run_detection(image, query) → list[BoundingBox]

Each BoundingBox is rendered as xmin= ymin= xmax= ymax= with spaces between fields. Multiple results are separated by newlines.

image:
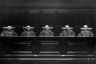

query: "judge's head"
xmin=23 ymin=25 xmax=34 ymax=30
xmin=84 ymin=25 xmax=88 ymax=28
xmin=81 ymin=25 xmax=92 ymax=31
xmin=3 ymin=26 xmax=15 ymax=30
xmin=42 ymin=25 xmax=53 ymax=30
xmin=61 ymin=25 xmax=73 ymax=30
xmin=65 ymin=25 xmax=71 ymax=29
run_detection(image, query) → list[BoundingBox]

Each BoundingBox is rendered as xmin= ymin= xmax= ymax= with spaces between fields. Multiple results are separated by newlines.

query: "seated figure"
xmin=40 ymin=25 xmax=54 ymax=37
xmin=21 ymin=25 xmax=36 ymax=37
xmin=1 ymin=26 xmax=17 ymax=37
xmin=60 ymin=25 xmax=75 ymax=37
xmin=78 ymin=25 xmax=94 ymax=37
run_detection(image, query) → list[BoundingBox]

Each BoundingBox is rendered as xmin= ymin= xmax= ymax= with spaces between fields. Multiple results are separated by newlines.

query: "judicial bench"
xmin=0 ymin=37 xmax=96 ymax=64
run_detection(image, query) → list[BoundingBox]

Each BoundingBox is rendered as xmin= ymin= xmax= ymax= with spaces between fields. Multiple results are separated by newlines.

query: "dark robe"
xmin=78 ymin=30 xmax=94 ymax=37
xmin=40 ymin=30 xmax=54 ymax=37
xmin=21 ymin=30 xmax=36 ymax=37
xmin=60 ymin=29 xmax=75 ymax=37
xmin=1 ymin=30 xmax=17 ymax=37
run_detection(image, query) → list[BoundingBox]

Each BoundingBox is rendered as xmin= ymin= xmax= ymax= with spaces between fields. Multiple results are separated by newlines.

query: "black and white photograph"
xmin=0 ymin=0 xmax=96 ymax=64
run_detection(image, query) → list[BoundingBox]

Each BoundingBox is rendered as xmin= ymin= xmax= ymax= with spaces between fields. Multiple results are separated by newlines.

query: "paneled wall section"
xmin=0 ymin=9 xmax=95 ymax=36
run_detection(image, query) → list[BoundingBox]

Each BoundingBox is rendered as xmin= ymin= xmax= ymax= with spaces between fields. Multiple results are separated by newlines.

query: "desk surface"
xmin=0 ymin=36 xmax=95 ymax=41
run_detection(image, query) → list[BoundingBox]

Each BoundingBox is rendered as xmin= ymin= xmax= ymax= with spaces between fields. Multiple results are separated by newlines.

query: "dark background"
xmin=0 ymin=0 xmax=96 ymax=36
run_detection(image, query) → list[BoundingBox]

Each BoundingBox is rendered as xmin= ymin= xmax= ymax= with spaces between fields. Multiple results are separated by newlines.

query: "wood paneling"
xmin=0 ymin=0 xmax=96 ymax=9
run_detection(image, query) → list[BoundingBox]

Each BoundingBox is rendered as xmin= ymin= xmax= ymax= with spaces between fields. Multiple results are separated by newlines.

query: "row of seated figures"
xmin=0 ymin=25 xmax=94 ymax=37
